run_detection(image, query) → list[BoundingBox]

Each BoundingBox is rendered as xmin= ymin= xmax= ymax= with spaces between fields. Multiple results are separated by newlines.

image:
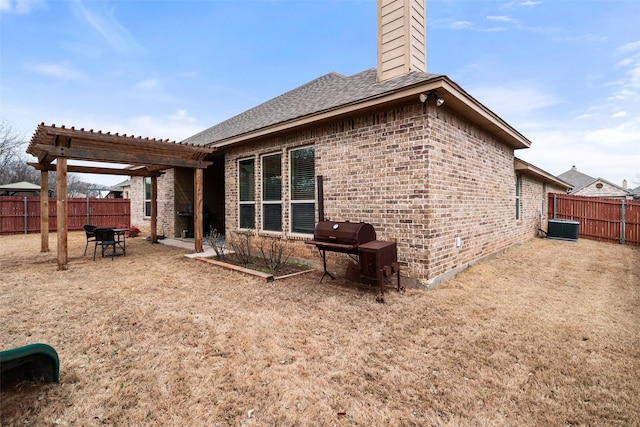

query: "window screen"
xmin=238 ymin=159 xmax=255 ymax=229
xmin=262 ymin=153 xmax=282 ymax=232
xmin=290 ymin=146 xmax=315 ymax=234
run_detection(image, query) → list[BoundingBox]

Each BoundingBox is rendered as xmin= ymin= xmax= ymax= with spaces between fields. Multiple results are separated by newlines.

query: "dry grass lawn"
xmin=1 ymin=232 xmax=639 ymax=426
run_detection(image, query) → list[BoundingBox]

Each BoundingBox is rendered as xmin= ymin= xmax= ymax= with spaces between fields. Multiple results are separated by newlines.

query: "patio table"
xmin=112 ymin=228 xmax=130 ymax=256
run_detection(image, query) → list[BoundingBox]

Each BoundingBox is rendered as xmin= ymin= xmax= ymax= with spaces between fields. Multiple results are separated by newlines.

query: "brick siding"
xmin=137 ymin=100 xmax=560 ymax=287
xmin=130 ymin=169 xmax=178 ymax=237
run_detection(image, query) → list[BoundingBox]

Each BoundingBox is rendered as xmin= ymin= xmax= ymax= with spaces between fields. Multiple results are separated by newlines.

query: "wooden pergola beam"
xmin=28 ymin=162 xmax=164 ymax=177
xmin=29 ymin=144 xmax=212 ymax=169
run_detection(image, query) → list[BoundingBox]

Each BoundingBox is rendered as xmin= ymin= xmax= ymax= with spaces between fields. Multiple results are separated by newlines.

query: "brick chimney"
xmin=377 ymin=0 xmax=427 ymax=82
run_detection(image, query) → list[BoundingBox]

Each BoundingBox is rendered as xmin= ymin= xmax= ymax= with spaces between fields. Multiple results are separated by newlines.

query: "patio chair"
xmin=83 ymin=224 xmax=97 ymax=256
xmin=93 ymin=228 xmax=120 ymax=260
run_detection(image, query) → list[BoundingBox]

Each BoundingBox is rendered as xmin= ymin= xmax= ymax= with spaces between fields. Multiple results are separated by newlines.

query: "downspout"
xmin=317 ymin=175 xmax=324 ymax=222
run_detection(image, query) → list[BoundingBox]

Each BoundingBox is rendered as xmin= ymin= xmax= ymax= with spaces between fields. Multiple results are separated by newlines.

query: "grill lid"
xmin=312 ymin=221 xmax=376 ymax=247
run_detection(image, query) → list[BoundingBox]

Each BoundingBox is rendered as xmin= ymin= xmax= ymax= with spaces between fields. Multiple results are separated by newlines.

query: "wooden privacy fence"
xmin=548 ymin=193 xmax=640 ymax=246
xmin=0 ymin=197 xmax=130 ymax=235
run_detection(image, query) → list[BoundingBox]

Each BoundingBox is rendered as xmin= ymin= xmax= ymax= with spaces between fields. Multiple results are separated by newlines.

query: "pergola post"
xmin=56 ymin=158 xmax=68 ymax=270
xmin=194 ymin=168 xmax=203 ymax=252
xmin=150 ymin=176 xmax=158 ymax=243
xmin=40 ymin=170 xmax=49 ymax=252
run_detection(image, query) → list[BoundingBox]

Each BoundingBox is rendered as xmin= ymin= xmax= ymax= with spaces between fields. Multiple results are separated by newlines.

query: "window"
xmin=238 ymin=158 xmax=255 ymax=229
xmin=515 ymin=175 xmax=522 ymax=220
xmin=144 ymin=177 xmax=151 ymax=217
xmin=262 ymin=153 xmax=282 ymax=232
xmin=290 ymin=146 xmax=315 ymax=234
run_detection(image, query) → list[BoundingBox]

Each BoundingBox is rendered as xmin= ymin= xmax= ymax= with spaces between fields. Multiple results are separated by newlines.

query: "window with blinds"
xmin=144 ymin=177 xmax=151 ymax=217
xmin=238 ymin=158 xmax=255 ymax=229
xmin=262 ymin=153 xmax=282 ymax=232
xmin=290 ymin=146 xmax=315 ymax=234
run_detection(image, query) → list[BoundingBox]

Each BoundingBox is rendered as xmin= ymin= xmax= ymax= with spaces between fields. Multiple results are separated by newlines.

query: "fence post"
xmin=621 ymin=199 xmax=625 ymax=245
xmin=23 ymin=197 xmax=28 ymax=234
xmin=86 ymin=197 xmax=90 ymax=225
xmin=553 ymin=194 xmax=557 ymax=219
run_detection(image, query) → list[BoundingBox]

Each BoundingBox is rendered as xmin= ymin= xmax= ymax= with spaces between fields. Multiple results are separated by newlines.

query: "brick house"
xmin=130 ymin=0 xmax=570 ymax=287
xmin=558 ymin=166 xmax=633 ymax=200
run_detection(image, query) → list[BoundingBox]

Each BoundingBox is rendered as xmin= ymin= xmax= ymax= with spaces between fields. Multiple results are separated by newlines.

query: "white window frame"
xmin=261 ymin=152 xmax=283 ymax=233
xmin=238 ymin=157 xmax=256 ymax=230
xmin=515 ymin=175 xmax=522 ymax=220
xmin=289 ymin=146 xmax=315 ymax=235
xmin=144 ymin=177 xmax=151 ymax=217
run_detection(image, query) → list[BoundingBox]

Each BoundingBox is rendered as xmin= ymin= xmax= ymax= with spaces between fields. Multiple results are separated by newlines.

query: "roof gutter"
xmin=210 ymin=76 xmax=532 ymax=150
xmin=514 ymin=158 xmax=572 ymax=189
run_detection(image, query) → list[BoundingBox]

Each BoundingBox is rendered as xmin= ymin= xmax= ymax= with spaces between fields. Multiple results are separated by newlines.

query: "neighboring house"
xmin=0 ymin=181 xmax=53 ymax=197
xmin=130 ymin=0 xmax=571 ymax=287
xmin=632 ymin=186 xmax=640 ymax=200
xmin=106 ymin=179 xmax=131 ymax=199
xmin=558 ymin=166 xmax=633 ymax=199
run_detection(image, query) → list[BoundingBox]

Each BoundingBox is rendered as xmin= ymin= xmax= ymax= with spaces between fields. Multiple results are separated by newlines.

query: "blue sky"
xmin=1 ymin=0 xmax=639 ymax=189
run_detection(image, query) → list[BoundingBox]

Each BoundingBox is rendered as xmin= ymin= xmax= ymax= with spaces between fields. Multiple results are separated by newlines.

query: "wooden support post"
xmin=194 ymin=168 xmax=203 ymax=252
xmin=150 ymin=176 xmax=158 ymax=243
xmin=40 ymin=170 xmax=49 ymax=252
xmin=56 ymin=158 xmax=68 ymax=270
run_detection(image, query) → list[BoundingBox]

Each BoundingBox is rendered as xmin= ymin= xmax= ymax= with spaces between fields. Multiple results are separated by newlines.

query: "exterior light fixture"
xmin=419 ymin=91 xmax=445 ymax=106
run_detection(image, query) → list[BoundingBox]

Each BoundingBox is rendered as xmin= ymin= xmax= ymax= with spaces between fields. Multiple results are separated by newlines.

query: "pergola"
xmin=27 ymin=123 xmax=216 ymax=270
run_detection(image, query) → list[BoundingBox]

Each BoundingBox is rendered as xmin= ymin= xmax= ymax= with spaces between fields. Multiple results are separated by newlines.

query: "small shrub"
xmin=257 ymin=235 xmax=294 ymax=273
xmin=119 ymin=224 xmax=140 ymax=238
xmin=228 ymin=230 xmax=253 ymax=265
xmin=205 ymin=227 xmax=226 ymax=260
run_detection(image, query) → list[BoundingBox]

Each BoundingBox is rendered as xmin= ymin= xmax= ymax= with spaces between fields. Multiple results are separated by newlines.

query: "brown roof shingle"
xmin=182 ymin=68 xmax=442 ymax=146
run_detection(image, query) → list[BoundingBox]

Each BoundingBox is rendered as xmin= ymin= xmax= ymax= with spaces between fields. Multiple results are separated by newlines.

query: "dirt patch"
xmin=1 ymin=233 xmax=638 ymax=426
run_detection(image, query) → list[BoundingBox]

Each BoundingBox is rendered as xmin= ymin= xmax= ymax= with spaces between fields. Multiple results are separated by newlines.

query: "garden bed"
xmin=196 ymin=255 xmax=315 ymax=282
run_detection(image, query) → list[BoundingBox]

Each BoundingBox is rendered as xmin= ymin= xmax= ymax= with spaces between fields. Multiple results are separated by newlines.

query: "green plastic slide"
xmin=1 ymin=343 xmax=60 ymax=387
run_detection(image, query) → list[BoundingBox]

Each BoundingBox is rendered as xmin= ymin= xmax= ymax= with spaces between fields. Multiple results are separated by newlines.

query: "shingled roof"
xmin=557 ymin=166 xmax=596 ymax=190
xmin=182 ymin=68 xmax=442 ymax=147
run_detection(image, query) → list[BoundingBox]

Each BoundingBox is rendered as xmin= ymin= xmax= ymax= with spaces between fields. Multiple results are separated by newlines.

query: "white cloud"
xmin=487 ymin=15 xmax=517 ymax=24
xmin=70 ymin=0 xmax=142 ymax=54
xmin=446 ymin=19 xmax=507 ymax=33
xmin=616 ymin=58 xmax=634 ymax=68
xmin=518 ymin=123 xmax=640 ymax=186
xmin=616 ymin=40 xmax=640 ymax=54
xmin=562 ymin=33 xmax=608 ymax=43
xmin=607 ymin=47 xmax=640 ymax=101
xmin=136 ymin=78 xmax=161 ymax=90
xmin=582 ymin=119 xmax=640 ymax=148
xmin=450 ymin=20 xmax=473 ymax=30
xmin=27 ymin=62 xmax=84 ymax=80
xmin=576 ymin=113 xmax=594 ymax=120
xmin=169 ymin=110 xmax=196 ymax=124
xmin=467 ymin=82 xmax=562 ymax=121
xmin=611 ymin=111 xmax=628 ymax=118
xmin=128 ymin=113 xmax=203 ymax=142
xmin=0 ymin=0 xmax=44 ymax=14
xmin=500 ymin=1 xmax=541 ymax=9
